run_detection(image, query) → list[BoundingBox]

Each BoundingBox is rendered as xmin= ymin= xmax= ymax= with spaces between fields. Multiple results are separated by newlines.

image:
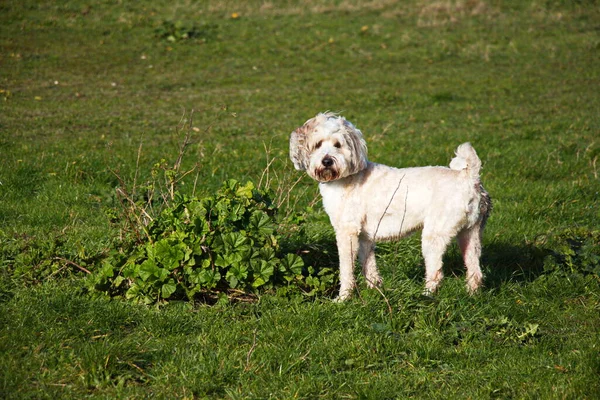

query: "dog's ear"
xmin=290 ymin=124 xmax=310 ymax=171
xmin=342 ymin=119 xmax=368 ymax=174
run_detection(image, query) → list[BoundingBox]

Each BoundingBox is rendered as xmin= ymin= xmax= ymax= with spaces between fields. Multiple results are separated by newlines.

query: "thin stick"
xmin=258 ymin=142 xmax=273 ymax=189
xmin=391 ymin=186 xmax=409 ymax=272
xmin=400 ymin=186 xmax=408 ymax=235
xmin=132 ymin=137 xmax=143 ymax=197
xmin=259 ymin=156 xmax=277 ymax=190
xmin=116 ymin=188 xmax=154 ymax=224
xmin=110 ymin=169 xmax=144 ymax=243
xmin=373 ymin=175 xmax=405 ymax=239
xmin=174 ymin=109 xmax=194 ymax=173
xmin=278 ymin=174 xmax=305 ymax=209
xmin=367 ymin=279 xmax=393 ymax=317
xmin=245 ymin=328 xmax=258 ymax=371
xmin=53 ymin=257 xmax=91 ymax=275
xmin=192 ymin=164 xmax=201 ymax=197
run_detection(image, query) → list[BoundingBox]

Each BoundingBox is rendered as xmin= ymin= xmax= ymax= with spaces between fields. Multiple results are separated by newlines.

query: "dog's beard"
xmin=314 ymin=166 xmax=339 ymax=182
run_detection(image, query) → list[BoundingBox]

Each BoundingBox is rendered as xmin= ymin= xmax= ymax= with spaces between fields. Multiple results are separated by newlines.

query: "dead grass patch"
xmin=417 ymin=0 xmax=493 ymax=27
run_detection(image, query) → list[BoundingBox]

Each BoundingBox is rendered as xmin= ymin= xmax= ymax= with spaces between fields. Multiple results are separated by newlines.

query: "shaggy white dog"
xmin=290 ymin=112 xmax=491 ymax=301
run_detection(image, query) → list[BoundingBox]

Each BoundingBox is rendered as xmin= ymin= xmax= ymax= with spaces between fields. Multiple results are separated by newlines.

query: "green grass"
xmin=1 ymin=0 xmax=599 ymax=398
xmin=1 ymin=276 xmax=598 ymax=398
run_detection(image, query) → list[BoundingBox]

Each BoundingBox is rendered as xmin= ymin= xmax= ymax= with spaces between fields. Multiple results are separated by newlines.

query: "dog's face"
xmin=290 ymin=113 xmax=368 ymax=182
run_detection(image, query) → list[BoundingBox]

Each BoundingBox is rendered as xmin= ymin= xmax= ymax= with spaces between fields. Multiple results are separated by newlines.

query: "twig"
xmin=53 ymin=257 xmax=91 ymax=274
xmin=115 ymin=187 xmax=153 ymax=243
xmin=132 ymin=137 xmax=143 ymax=198
xmin=173 ymin=109 xmax=194 ymax=173
xmin=258 ymin=141 xmax=275 ymax=189
xmin=173 ymin=165 xmax=198 ymax=185
xmin=367 ymin=279 xmax=393 ymax=317
xmin=110 ymin=168 xmax=144 ymax=243
xmin=245 ymin=328 xmax=259 ymax=371
xmin=373 ymin=175 xmax=405 ymax=239
xmin=116 ymin=187 xmax=154 ymax=224
xmin=192 ymin=164 xmax=201 ymax=196
xmin=126 ymin=361 xmax=147 ymax=376
xmin=400 ymin=185 xmax=408 ymax=235
xmin=278 ymin=174 xmax=305 ymax=210
xmin=390 ymin=186 xmax=409 ymax=271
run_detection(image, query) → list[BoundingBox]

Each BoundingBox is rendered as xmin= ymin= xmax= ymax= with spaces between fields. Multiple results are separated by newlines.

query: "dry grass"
xmin=182 ymin=0 xmax=495 ymax=19
xmin=206 ymin=0 xmax=404 ymax=16
xmin=417 ymin=0 xmax=493 ymax=27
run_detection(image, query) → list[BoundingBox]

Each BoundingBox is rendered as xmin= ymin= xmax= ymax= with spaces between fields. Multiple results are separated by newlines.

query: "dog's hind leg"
xmin=421 ymin=232 xmax=452 ymax=294
xmin=335 ymin=231 xmax=360 ymax=301
xmin=458 ymin=226 xmax=483 ymax=293
xmin=359 ymin=236 xmax=382 ymax=289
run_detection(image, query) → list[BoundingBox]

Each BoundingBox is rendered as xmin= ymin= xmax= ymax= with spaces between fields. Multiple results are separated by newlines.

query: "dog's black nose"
xmin=322 ymin=157 xmax=334 ymax=167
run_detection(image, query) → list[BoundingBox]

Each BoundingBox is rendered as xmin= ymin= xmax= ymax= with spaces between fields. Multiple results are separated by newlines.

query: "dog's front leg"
xmin=335 ymin=230 xmax=359 ymax=301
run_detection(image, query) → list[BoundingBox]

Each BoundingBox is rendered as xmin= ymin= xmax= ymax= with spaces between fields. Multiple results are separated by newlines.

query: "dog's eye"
xmin=315 ymin=140 xmax=323 ymax=149
xmin=334 ymin=141 xmax=341 ymax=148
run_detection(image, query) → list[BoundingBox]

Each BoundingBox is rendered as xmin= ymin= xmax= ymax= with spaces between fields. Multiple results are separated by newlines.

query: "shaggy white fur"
xmin=290 ymin=113 xmax=491 ymax=301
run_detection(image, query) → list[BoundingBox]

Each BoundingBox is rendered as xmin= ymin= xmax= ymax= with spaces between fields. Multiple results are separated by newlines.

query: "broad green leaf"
xmin=221 ymin=232 xmax=248 ymax=252
xmin=193 ymin=216 xmax=209 ymax=236
xmin=252 ymin=260 xmax=274 ymax=288
xmin=252 ymin=277 xmax=266 ymax=288
xmin=249 ymin=210 xmax=274 ymax=236
xmin=155 ymin=239 xmax=185 ymax=270
xmin=259 ymin=247 xmax=276 ymax=261
xmin=231 ymin=263 xmax=249 ymax=279
xmin=215 ymin=252 xmax=243 ymax=268
xmin=99 ymin=262 xmax=114 ymax=278
xmin=125 ymin=283 xmax=142 ymax=300
xmin=226 ymin=263 xmax=248 ymax=288
xmin=223 ymin=179 xmax=239 ymax=192
xmin=156 ymin=267 xmax=169 ymax=281
xmin=139 ymin=260 xmax=159 ymax=282
xmin=236 ymin=181 xmax=254 ymax=198
xmin=227 ymin=274 xmax=239 ymax=288
xmin=229 ymin=202 xmax=246 ymax=221
xmin=198 ymin=269 xmax=221 ymax=288
xmin=161 ymin=279 xmax=177 ymax=298
xmin=113 ymin=275 xmax=125 ymax=288
xmin=186 ymin=200 xmax=207 ymax=218
xmin=281 ymin=253 xmax=304 ymax=275
xmin=145 ymin=241 xmax=156 ymax=262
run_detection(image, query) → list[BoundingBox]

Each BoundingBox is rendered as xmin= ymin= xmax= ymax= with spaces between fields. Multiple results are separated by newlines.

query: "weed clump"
xmin=88 ymin=179 xmax=335 ymax=304
xmin=542 ymin=228 xmax=600 ymax=279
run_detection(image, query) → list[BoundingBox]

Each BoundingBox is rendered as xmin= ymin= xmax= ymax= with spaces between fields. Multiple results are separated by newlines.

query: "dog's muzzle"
xmin=315 ymin=156 xmax=339 ymax=182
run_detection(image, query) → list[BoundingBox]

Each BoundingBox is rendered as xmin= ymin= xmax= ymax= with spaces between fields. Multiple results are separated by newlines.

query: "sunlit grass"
xmin=1 ymin=0 xmax=599 ymax=398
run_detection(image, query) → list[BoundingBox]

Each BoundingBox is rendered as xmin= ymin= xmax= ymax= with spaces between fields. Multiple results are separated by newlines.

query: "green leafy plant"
xmin=482 ymin=317 xmax=541 ymax=344
xmin=88 ymin=180 xmax=335 ymax=304
xmin=0 ymin=232 xmax=97 ymax=284
xmin=543 ymin=228 xmax=600 ymax=279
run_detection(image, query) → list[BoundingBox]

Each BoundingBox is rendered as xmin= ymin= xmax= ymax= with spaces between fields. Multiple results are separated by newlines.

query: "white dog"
xmin=290 ymin=112 xmax=491 ymax=301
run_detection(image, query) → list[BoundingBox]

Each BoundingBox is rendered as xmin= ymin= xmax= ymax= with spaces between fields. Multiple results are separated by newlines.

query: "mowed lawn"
xmin=1 ymin=0 xmax=599 ymax=398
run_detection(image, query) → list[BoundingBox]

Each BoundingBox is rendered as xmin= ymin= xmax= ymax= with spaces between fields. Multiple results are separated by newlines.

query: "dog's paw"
xmin=365 ymin=275 xmax=383 ymax=289
xmin=466 ymin=283 xmax=482 ymax=295
xmin=333 ymin=288 xmax=353 ymax=302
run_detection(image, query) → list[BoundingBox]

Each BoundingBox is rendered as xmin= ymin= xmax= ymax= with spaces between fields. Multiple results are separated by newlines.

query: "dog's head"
xmin=290 ymin=113 xmax=368 ymax=182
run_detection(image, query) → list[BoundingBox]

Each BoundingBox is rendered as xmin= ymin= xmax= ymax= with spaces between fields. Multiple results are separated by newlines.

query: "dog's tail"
xmin=450 ymin=143 xmax=491 ymax=229
xmin=449 ymin=142 xmax=482 ymax=180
